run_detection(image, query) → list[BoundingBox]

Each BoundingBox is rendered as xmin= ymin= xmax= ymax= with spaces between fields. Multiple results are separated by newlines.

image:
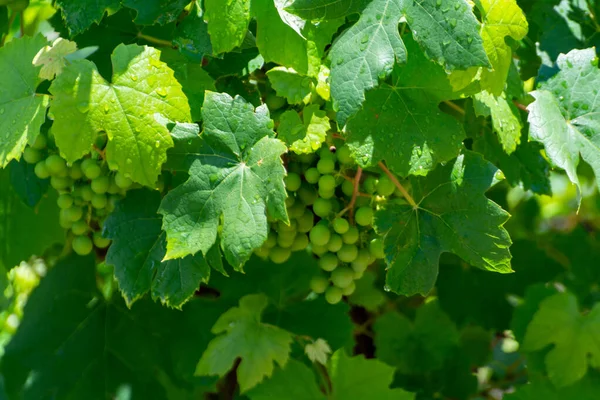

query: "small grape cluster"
xmin=24 ymin=134 xmax=133 ymax=256
xmin=255 ymin=144 xmax=403 ymax=304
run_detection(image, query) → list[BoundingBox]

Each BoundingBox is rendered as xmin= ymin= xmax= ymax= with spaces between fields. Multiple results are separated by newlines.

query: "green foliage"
xmin=1 ymin=1 xmax=600 ymax=398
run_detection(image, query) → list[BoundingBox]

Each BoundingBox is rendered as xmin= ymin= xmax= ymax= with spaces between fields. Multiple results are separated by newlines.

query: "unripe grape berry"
xmin=351 ymin=249 xmax=371 ymax=273
xmin=318 ymin=187 xmax=335 ymax=199
xmin=319 ymin=253 xmax=338 ymax=271
xmin=56 ymin=194 xmax=73 ymax=209
xmin=71 ymin=220 xmax=88 ymax=236
xmin=337 ymin=244 xmax=358 ymax=263
xmin=115 ymin=171 xmax=133 ymax=189
xmin=288 ymin=202 xmax=305 ymax=219
xmin=72 ymin=235 xmax=93 ymax=256
xmin=341 ymin=281 xmax=356 ymax=296
xmin=309 ymin=224 xmax=331 ymax=247
xmin=297 ymin=153 xmax=316 ymax=164
xmin=369 ymin=238 xmax=385 ymax=259
xmin=264 ymin=231 xmax=278 ymax=248
xmin=30 ymin=134 xmax=47 ymax=150
xmin=265 ymin=94 xmax=286 ymax=110
xmin=64 ymin=206 xmax=84 ymax=222
xmin=355 ymin=206 xmax=374 ymax=226
xmin=310 ymin=276 xmax=329 ymax=294
xmin=91 ymin=176 xmax=110 ymax=194
xmin=333 ymin=218 xmax=350 ymax=234
xmin=311 ymin=244 xmax=329 ymax=256
xmin=80 ymin=185 xmax=94 ymax=202
xmin=336 ymin=145 xmax=354 ymax=165
xmin=277 ymin=233 xmax=295 ymax=248
xmin=69 ymin=162 xmax=84 ymax=180
xmin=319 ymin=147 xmax=336 ymax=161
xmin=316 ymin=158 xmax=335 ymax=174
xmin=285 ymin=173 xmax=302 ymax=192
xmin=51 ymin=176 xmax=72 ymax=191
xmin=318 ymin=174 xmax=336 ymax=191
xmin=304 ymin=168 xmax=320 ymax=184
xmin=296 ymin=210 xmax=315 ymax=233
xmin=325 ymin=286 xmax=343 ymax=304
xmin=376 ymin=175 xmax=395 ymax=196
xmin=327 ymin=234 xmax=343 ymax=252
xmin=34 ymin=161 xmax=50 ymax=179
xmin=45 ymin=154 xmax=67 ymax=175
xmin=341 ymin=180 xmax=354 ymax=197
xmin=291 ymin=233 xmax=309 ymax=251
xmin=269 ymin=246 xmax=291 ymax=264
xmin=298 ymin=184 xmax=318 ymax=205
xmin=93 ymin=231 xmax=111 ymax=249
xmin=331 ymin=267 xmax=354 ymax=288
xmin=23 ymin=147 xmax=42 ymax=164
xmin=254 ymin=246 xmax=270 ymax=259
xmin=313 ymin=198 xmax=332 ymax=218
xmin=362 ymin=176 xmax=378 ymax=194
xmin=91 ymin=193 xmax=108 ymax=209
xmin=82 ymin=159 xmax=102 ymax=180
xmin=342 ymin=226 xmax=359 ymax=244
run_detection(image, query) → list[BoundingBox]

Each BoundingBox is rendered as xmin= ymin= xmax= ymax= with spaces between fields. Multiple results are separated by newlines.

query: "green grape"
xmin=330 ymin=198 xmax=342 ymax=213
xmin=95 ymin=133 xmax=108 ymax=150
xmin=57 ymin=194 xmax=74 ymax=209
xmin=277 ymin=219 xmax=297 ymax=233
xmin=288 ymin=202 xmax=305 ymax=219
xmin=316 ymin=158 xmax=336 ymax=174
xmin=45 ymin=154 xmax=67 ymax=175
xmin=266 ymin=93 xmax=286 ymax=110
xmin=285 ymin=173 xmax=302 ymax=192
xmin=80 ymin=185 xmax=94 ymax=202
xmin=376 ymin=175 xmax=395 ymax=196
xmin=34 ymin=161 xmax=50 ymax=179
xmin=254 ymin=246 xmax=270 ymax=259
xmin=93 ymin=232 xmax=111 ymax=249
xmin=91 ymin=176 xmax=110 ymax=194
xmin=327 ymin=234 xmax=343 ymax=252
xmin=319 ymin=253 xmax=338 ymax=271
xmin=71 ymin=220 xmax=88 ymax=235
xmin=331 ymin=267 xmax=354 ymax=288
xmin=291 ymin=233 xmax=309 ymax=251
xmin=115 ymin=171 xmax=133 ymax=189
xmin=269 ymin=246 xmax=291 ymax=264
xmin=59 ymin=213 xmax=73 ymax=229
xmin=318 ymin=187 xmax=335 ymax=199
xmin=355 ymin=206 xmax=374 ymax=226
xmin=325 ymin=286 xmax=343 ymax=304
xmin=298 ymin=184 xmax=318 ymax=205
xmin=91 ymin=193 xmax=108 ymax=209
xmin=311 ymin=244 xmax=329 ymax=256
xmin=336 ymin=145 xmax=354 ymax=165
xmin=304 ymin=168 xmax=320 ymax=184
xmin=23 ymin=147 xmax=42 ymax=164
xmin=342 ymin=226 xmax=359 ymax=244
xmin=264 ymin=231 xmax=278 ymax=248
xmin=69 ymin=162 xmax=84 ymax=180
xmin=31 ymin=134 xmax=47 ymax=150
xmin=51 ymin=176 xmax=72 ymax=191
xmin=107 ymin=178 xmax=120 ymax=194
xmin=310 ymin=276 xmax=329 ymax=294
xmin=318 ymin=174 xmax=336 ymax=191
xmin=63 ymin=206 xmax=84 ymax=222
xmin=341 ymin=180 xmax=354 ymax=197
xmin=341 ymin=281 xmax=356 ymax=296
xmin=351 ymin=249 xmax=371 ymax=273
xmin=333 ymin=218 xmax=349 ymax=234
xmin=277 ymin=233 xmax=295 ymax=248
xmin=296 ymin=210 xmax=315 ymax=233
xmin=285 ymin=196 xmax=296 ymax=208
xmin=72 ymin=235 xmax=93 ymax=256
xmin=313 ymin=198 xmax=332 ymax=218
xmin=297 ymin=153 xmax=316 ymax=164
xmin=369 ymin=238 xmax=385 ymax=259
xmin=362 ymin=176 xmax=378 ymax=194
xmin=81 ymin=159 xmax=102 ymax=180
xmin=337 ymin=244 xmax=358 ymax=263
xmin=319 ymin=147 xmax=336 ymax=161
xmin=353 ymin=269 xmax=364 ymax=280
xmin=309 ymin=224 xmax=331 ymax=247
xmin=287 ymin=162 xmax=303 ymax=175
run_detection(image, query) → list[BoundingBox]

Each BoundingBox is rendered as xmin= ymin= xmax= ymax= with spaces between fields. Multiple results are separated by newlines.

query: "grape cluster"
xmin=24 ymin=133 xmax=132 ymax=256
xmin=255 ymin=144 xmax=403 ymax=304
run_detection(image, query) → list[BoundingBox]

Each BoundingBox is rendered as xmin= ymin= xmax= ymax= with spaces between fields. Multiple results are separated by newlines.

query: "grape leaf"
xmin=528 ymin=48 xmax=600 ymax=196
xmin=277 ymin=105 xmax=330 ymax=154
xmin=329 ymin=0 xmax=406 ymax=125
xmin=122 ymin=0 xmax=189 ymax=25
xmin=173 ymin=0 xmax=212 ymax=62
xmin=285 ymin=0 xmax=369 ymax=20
xmin=267 ymin=67 xmax=314 ymax=105
xmin=522 ymin=292 xmax=600 ymax=387
xmin=473 ymin=90 xmax=522 ymax=154
xmin=204 ymin=0 xmax=251 ymax=54
xmin=374 ymin=301 xmax=459 ymax=373
xmin=104 ymin=189 xmax=216 ymax=308
xmin=247 ymin=359 xmax=326 ymax=400
xmin=32 ymin=38 xmax=78 ymax=80
xmin=328 ymin=350 xmax=415 ymax=400
xmin=161 ymin=118 xmax=203 ymax=172
xmin=49 ymin=43 xmax=191 ymax=187
xmin=195 ymin=293 xmax=294 ymax=393
xmin=0 ymin=168 xmax=63 ymax=271
xmin=348 ymin=270 xmax=386 ymax=311
xmin=0 ymin=35 xmax=49 ymax=168
xmin=305 ymin=338 xmax=332 ymax=365
xmin=159 ymin=92 xmax=288 ymax=269
xmin=55 ymin=0 xmax=121 ymax=35
xmin=375 ymin=151 xmax=512 ymax=296
xmin=1 ymin=254 xmax=213 ymax=399
xmin=505 ymin=375 xmax=600 ymax=400
xmin=346 ymin=39 xmax=465 ymax=177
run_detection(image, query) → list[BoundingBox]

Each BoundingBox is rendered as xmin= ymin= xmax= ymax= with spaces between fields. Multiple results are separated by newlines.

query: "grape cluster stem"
xmin=378 ymin=162 xmax=417 ymax=208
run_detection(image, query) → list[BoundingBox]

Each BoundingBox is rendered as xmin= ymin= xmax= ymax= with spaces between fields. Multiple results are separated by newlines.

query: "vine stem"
xmin=337 ymin=167 xmax=362 ymax=220
xmin=378 ymin=162 xmax=417 ymax=208
xmin=443 ymin=100 xmax=465 ymax=115
xmin=513 ymin=100 xmax=529 ymax=112
xmin=136 ymin=32 xmax=173 ymax=47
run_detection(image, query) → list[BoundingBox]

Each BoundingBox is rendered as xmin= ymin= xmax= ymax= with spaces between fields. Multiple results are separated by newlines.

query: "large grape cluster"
xmin=23 ymin=133 xmax=133 ymax=256
xmin=255 ymin=143 xmax=404 ymax=304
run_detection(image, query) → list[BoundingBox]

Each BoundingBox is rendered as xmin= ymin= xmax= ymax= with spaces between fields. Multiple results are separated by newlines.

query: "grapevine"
xmin=1 ymin=1 xmax=600 ymax=399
